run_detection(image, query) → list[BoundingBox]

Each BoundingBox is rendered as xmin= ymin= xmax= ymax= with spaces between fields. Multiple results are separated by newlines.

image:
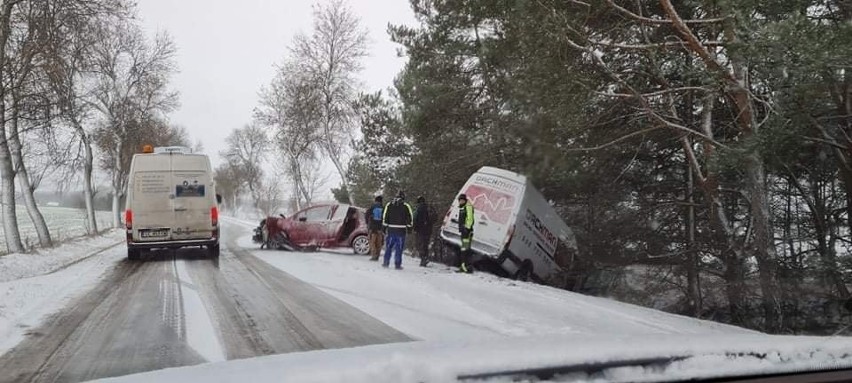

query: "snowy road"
xmin=0 ymin=224 xmax=409 ymax=383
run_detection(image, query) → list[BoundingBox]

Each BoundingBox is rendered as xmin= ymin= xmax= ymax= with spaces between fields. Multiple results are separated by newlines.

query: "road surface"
xmin=0 ymin=224 xmax=409 ymax=383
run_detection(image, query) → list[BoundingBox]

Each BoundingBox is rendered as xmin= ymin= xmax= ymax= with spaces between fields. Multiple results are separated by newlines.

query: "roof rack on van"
xmin=154 ymin=146 xmax=192 ymax=154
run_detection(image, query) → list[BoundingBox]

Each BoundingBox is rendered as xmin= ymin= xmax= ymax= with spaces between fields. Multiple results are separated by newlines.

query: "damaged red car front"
xmin=254 ymin=204 xmax=370 ymax=255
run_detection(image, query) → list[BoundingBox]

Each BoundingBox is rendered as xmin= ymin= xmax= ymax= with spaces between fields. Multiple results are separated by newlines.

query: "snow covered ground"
xmin=0 ymin=206 xmax=113 ymax=253
xmin=93 ymin=231 xmax=852 ymax=382
xmin=0 ymin=231 xmax=125 ymax=355
xmin=237 ymin=235 xmax=751 ymax=341
xmin=0 ymin=230 xmax=123 ymax=282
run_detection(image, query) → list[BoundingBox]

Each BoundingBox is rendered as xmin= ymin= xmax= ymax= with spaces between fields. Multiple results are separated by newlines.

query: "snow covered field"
xmin=0 ymin=206 xmax=113 ymax=253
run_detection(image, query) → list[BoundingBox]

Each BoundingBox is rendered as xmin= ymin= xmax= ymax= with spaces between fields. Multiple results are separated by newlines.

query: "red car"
xmin=255 ymin=204 xmax=370 ymax=255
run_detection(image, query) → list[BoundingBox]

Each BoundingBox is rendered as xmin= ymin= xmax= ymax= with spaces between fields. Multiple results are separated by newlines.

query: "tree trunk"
xmin=681 ymin=96 xmax=750 ymax=326
xmin=111 ymin=140 xmax=123 ymax=228
xmin=326 ymin=148 xmax=355 ymax=206
xmin=685 ymin=163 xmax=701 ymax=317
xmin=82 ymin=134 xmax=98 ymax=235
xmin=744 ymin=153 xmax=782 ymax=332
xmin=289 ymin=155 xmax=311 ymax=205
xmin=8 ymin=98 xmax=51 ymax=248
xmin=0 ymin=2 xmax=23 ymax=253
xmin=724 ymin=251 xmax=748 ymax=326
xmin=0 ymin=101 xmax=23 ymax=253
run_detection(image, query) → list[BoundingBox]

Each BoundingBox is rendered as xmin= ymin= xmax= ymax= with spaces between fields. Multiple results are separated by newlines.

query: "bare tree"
xmin=256 ymin=177 xmax=284 ymax=217
xmin=48 ymin=8 xmax=116 ymax=235
xmin=302 ymin=158 xmax=330 ymax=204
xmin=0 ymin=0 xmax=123 ymax=251
xmin=221 ymin=123 xmax=268 ymax=208
xmin=87 ymin=18 xmax=178 ymax=227
xmin=256 ymin=59 xmax=322 ymax=209
xmin=291 ymin=0 xmax=368 ymax=206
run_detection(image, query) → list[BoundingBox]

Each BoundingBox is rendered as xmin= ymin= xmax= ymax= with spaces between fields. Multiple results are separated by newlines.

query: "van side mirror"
xmin=216 ymin=194 xmax=222 ymax=204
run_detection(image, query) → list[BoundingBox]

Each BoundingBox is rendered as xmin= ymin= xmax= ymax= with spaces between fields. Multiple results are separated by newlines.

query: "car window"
xmin=330 ymin=205 xmax=349 ymax=221
xmin=304 ymin=206 xmax=331 ymax=222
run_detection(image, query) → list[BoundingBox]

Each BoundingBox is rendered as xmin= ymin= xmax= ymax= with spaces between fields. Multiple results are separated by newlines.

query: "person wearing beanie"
xmin=381 ymin=190 xmax=413 ymax=269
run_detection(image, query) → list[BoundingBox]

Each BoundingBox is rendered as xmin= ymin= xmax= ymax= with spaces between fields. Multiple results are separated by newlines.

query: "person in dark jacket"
xmin=382 ymin=191 xmax=413 ymax=269
xmin=413 ymin=196 xmax=432 ymax=267
xmin=457 ymin=194 xmax=475 ymax=273
xmin=365 ymin=196 xmax=384 ymax=260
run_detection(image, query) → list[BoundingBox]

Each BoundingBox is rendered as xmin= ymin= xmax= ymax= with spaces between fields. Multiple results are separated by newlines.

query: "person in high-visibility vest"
xmin=457 ymin=194 xmax=475 ymax=273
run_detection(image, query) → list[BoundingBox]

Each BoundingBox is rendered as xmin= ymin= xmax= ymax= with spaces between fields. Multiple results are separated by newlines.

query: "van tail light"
xmin=211 ymin=206 xmax=219 ymax=226
xmin=125 ymin=209 xmax=133 ymax=229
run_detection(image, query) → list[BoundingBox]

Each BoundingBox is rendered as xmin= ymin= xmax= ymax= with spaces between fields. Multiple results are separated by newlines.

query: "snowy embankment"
xmin=0 ymin=230 xmax=125 ymax=354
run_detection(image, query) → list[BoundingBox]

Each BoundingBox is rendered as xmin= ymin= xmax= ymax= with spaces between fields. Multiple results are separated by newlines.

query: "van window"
xmin=176 ymin=183 xmax=206 ymax=197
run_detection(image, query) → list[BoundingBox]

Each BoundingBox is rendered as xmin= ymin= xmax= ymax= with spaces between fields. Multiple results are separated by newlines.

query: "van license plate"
xmin=140 ymin=229 xmax=169 ymax=238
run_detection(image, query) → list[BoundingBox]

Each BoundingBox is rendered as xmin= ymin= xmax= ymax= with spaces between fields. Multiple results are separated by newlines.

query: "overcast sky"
xmin=135 ymin=0 xmax=416 ymax=176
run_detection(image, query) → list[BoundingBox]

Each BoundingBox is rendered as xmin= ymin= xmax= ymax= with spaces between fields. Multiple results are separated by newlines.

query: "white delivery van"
xmin=440 ymin=167 xmax=578 ymax=282
xmin=125 ymin=146 xmax=220 ymax=260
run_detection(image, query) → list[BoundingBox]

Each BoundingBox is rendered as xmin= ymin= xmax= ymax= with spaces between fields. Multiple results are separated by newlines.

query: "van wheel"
xmin=351 ymin=235 xmax=369 ymax=255
xmin=514 ymin=260 xmax=533 ymax=282
xmin=477 ymin=259 xmax=509 ymax=278
xmin=128 ymin=248 xmax=140 ymax=261
xmin=208 ymin=244 xmax=220 ymax=258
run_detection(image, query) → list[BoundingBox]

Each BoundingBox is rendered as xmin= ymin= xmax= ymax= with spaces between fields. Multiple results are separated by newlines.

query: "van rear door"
xmin=131 ymin=155 xmax=174 ymax=241
xmin=446 ymin=170 xmax=523 ymax=256
xmin=171 ymin=156 xmax=212 ymax=240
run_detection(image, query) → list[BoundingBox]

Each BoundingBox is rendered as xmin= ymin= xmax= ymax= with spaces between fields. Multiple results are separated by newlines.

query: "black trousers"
xmin=416 ymin=232 xmax=430 ymax=265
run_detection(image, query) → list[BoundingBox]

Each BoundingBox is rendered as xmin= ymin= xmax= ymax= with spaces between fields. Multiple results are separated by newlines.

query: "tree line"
xmin=220 ymin=0 xmax=851 ymax=334
xmin=0 ymin=0 xmax=187 ymax=254
xmin=344 ymin=0 xmax=852 ymax=334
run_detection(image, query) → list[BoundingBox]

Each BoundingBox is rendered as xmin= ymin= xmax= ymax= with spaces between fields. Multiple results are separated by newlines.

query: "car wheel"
xmin=128 ymin=248 xmax=140 ymax=261
xmin=351 ymin=234 xmax=369 ymax=255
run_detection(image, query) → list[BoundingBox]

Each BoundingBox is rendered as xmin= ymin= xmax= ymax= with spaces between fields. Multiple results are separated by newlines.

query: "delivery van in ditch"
xmin=125 ymin=146 xmax=220 ymax=260
xmin=440 ymin=166 xmax=578 ymax=283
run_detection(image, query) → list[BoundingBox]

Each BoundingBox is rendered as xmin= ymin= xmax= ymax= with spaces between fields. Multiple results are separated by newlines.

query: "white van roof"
xmin=477 ymin=166 xmax=527 ymax=184
xmin=131 ymin=151 xmax=211 ymax=172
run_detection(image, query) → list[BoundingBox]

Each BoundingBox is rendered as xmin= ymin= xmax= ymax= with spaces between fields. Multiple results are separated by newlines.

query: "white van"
xmin=440 ymin=167 xmax=578 ymax=282
xmin=125 ymin=146 xmax=220 ymax=260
